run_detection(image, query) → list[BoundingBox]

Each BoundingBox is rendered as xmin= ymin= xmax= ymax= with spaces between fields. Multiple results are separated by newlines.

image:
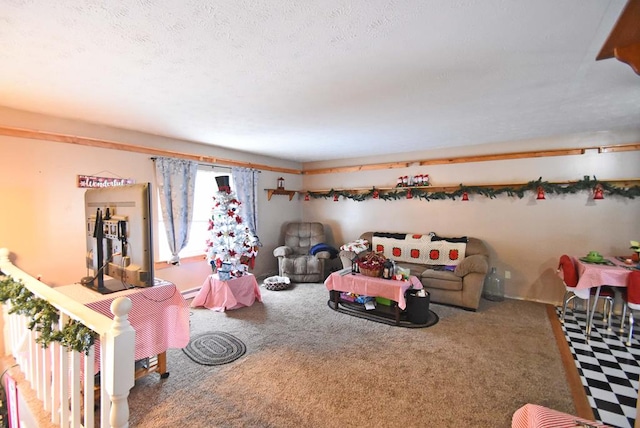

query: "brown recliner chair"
xmin=273 ymin=222 xmax=330 ymax=283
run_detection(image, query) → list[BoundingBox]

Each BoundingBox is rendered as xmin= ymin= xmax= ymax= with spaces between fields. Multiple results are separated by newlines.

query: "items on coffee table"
xmin=357 ymin=252 xmax=386 ymax=277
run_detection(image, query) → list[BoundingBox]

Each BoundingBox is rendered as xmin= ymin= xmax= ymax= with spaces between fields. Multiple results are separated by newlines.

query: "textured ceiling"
xmin=1 ymin=1 xmax=639 ymax=163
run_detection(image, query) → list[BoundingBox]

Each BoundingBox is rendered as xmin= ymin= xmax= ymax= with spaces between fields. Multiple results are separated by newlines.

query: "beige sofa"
xmin=339 ymin=232 xmax=490 ymax=311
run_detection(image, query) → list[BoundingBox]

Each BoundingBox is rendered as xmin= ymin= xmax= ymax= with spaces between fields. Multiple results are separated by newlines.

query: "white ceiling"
xmin=1 ymin=1 xmax=638 ymax=163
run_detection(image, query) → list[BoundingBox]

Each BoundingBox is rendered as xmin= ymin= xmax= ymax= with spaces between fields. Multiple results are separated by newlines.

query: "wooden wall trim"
xmin=0 ymin=125 xmax=301 ymax=175
xmin=418 ymin=148 xmax=585 ymax=166
xmin=1 ymin=124 xmax=638 ymax=176
xmin=303 ymin=143 xmax=639 ymax=175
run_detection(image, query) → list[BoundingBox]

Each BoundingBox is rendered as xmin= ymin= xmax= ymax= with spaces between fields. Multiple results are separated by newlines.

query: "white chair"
xmin=558 ymin=254 xmax=614 ymax=329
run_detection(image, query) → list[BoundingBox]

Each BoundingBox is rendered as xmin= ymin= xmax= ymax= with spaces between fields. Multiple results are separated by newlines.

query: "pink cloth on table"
xmin=324 ymin=272 xmax=422 ymax=310
xmin=511 ymin=403 xmax=610 ymax=427
xmin=571 ymin=256 xmax=634 ymax=299
xmin=56 ymin=281 xmax=190 ymax=374
xmin=191 ymin=274 xmax=262 ymax=312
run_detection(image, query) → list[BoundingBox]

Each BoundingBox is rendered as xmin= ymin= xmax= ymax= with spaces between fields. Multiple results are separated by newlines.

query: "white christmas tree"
xmin=205 ymin=187 xmax=258 ymax=272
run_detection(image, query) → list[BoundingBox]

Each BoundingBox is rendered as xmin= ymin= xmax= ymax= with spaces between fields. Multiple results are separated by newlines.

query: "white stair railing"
xmin=0 ymin=248 xmax=134 ymax=427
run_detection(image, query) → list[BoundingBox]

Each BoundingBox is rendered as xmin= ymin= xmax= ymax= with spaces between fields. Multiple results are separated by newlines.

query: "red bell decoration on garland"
xmin=372 ymin=190 xmax=379 ymax=199
xmin=304 ymin=193 xmax=310 ymax=201
xmin=333 ymin=194 xmax=339 ymax=202
xmin=406 ymin=189 xmax=413 ymax=199
xmin=461 ymin=191 xmax=469 ymax=201
xmin=536 ymin=186 xmax=546 ymax=200
xmin=593 ymin=185 xmax=604 ymax=200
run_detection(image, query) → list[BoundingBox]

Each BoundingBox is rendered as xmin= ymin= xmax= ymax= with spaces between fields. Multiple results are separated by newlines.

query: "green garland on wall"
xmin=0 ymin=276 xmax=96 ymax=354
xmin=307 ymin=176 xmax=640 ymax=201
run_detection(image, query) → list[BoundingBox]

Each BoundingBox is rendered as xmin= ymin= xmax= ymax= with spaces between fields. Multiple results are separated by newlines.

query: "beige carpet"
xmin=127 ymin=283 xmax=575 ymax=428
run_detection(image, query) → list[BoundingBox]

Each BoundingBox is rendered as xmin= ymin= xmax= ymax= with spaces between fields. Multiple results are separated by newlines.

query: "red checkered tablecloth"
xmin=511 ymin=404 xmax=611 ymax=428
xmin=56 ymin=280 xmax=190 ymax=372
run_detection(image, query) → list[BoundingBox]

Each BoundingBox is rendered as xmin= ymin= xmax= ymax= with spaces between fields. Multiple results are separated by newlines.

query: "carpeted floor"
xmin=126 ymin=282 xmax=575 ymax=427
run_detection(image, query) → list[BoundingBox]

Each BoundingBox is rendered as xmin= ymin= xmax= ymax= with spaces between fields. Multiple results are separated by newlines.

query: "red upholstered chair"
xmin=619 ymin=271 xmax=640 ymax=346
xmin=558 ymin=254 xmax=614 ymax=327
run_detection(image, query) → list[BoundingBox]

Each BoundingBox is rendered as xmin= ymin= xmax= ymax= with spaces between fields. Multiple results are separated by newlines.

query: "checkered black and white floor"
xmin=558 ymin=307 xmax=640 ymax=428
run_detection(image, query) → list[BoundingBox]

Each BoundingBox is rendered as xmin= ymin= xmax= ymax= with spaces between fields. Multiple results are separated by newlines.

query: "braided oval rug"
xmin=182 ymin=331 xmax=246 ymax=366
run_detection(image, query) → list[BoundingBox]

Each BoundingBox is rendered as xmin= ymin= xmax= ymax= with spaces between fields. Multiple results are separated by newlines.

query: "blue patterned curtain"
xmin=154 ymin=157 xmax=198 ymax=264
xmin=231 ymin=167 xmax=262 ymax=246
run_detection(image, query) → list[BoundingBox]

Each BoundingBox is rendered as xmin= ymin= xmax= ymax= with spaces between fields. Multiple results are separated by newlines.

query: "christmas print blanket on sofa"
xmin=339 ymin=232 xmax=489 ymax=311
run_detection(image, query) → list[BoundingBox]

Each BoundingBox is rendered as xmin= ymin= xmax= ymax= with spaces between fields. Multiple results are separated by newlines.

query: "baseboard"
xmin=181 ymin=286 xmax=201 ymax=300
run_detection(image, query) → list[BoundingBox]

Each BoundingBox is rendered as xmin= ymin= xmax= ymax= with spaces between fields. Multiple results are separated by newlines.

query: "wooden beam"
xmin=599 ymin=142 xmax=640 ymax=153
xmin=0 ymin=125 xmax=302 ymax=175
xmin=303 ymin=162 xmax=410 ymax=175
xmin=596 ymin=0 xmax=640 ymax=60
xmin=596 ymin=0 xmax=640 ymax=75
xmin=614 ymin=43 xmax=640 ymax=75
xmin=2 ymin=124 xmax=638 ymax=178
xmin=418 ymin=149 xmax=585 ymax=166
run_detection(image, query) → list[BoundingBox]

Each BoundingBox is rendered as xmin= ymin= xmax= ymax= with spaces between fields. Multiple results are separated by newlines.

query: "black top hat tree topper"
xmin=216 ymin=176 xmax=231 ymax=194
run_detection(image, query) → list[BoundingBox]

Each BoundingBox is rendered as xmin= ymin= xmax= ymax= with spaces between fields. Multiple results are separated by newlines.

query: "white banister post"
xmin=0 ymin=248 xmax=9 ymax=264
xmin=104 ymin=297 xmax=135 ymax=428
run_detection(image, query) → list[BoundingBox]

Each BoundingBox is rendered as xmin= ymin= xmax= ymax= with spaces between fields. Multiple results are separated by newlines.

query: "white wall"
xmin=301 ymin=133 xmax=640 ymax=305
xmin=0 ymin=107 xmax=303 ymax=286
xmin=2 ymin=106 xmax=639 ymax=306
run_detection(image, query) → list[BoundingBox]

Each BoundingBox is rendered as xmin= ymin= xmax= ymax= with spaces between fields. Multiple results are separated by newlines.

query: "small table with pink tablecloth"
xmin=572 ymin=256 xmax=638 ymax=336
xmin=324 ymin=271 xmax=423 ymax=325
xmin=192 ymin=273 xmax=262 ymax=312
xmin=56 ymin=279 xmax=190 ymax=378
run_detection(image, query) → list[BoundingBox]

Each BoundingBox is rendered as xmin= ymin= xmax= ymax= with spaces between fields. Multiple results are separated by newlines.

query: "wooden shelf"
xmin=265 ymin=178 xmax=640 ymax=201
xmin=305 ymin=178 xmax=640 ymax=194
xmin=266 ymin=188 xmax=297 ymax=201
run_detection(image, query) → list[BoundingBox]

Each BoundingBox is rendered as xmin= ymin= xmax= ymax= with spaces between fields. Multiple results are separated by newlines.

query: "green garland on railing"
xmin=307 ymin=176 xmax=640 ymax=201
xmin=0 ymin=276 xmax=96 ymax=354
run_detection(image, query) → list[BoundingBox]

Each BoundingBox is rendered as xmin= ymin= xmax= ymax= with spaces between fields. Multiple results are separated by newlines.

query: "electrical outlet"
xmin=504 ymin=270 xmax=511 ymax=279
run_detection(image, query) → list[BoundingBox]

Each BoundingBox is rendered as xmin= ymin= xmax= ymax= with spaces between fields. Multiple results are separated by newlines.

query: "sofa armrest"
xmin=339 ymin=250 xmax=370 ymax=268
xmin=453 ymin=254 xmax=489 ymax=278
xmin=315 ymin=251 xmax=331 ymax=260
xmin=273 ymin=246 xmax=293 ymax=258
xmin=339 ymin=250 xmax=356 ymax=268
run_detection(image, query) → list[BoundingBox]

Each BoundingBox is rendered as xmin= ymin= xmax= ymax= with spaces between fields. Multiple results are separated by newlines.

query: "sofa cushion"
xmin=394 ymin=262 xmax=426 ymax=278
xmin=281 ymin=255 xmax=322 ymax=275
xmin=420 ymin=268 xmax=463 ymax=291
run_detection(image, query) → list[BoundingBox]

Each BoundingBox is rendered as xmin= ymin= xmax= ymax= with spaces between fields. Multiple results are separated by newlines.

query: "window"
xmin=157 ymin=167 xmax=233 ymax=262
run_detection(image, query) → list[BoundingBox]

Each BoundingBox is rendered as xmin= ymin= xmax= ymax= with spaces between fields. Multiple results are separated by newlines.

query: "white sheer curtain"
xmin=154 ymin=157 xmax=198 ymax=264
xmin=231 ymin=167 xmax=262 ymax=247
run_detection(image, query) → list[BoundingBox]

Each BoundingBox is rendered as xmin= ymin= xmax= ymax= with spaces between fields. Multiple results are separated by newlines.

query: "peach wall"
xmin=0 ymin=108 xmax=303 ymax=286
